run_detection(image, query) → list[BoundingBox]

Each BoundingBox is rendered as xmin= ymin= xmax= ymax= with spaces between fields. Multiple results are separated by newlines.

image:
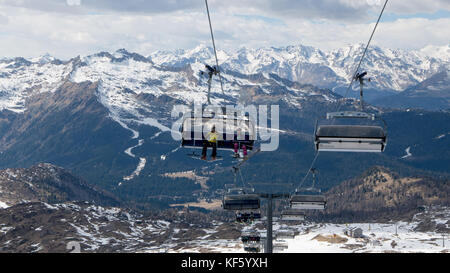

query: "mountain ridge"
xmin=0 ymin=163 xmax=120 ymax=208
xmin=315 ymin=166 xmax=450 ymax=223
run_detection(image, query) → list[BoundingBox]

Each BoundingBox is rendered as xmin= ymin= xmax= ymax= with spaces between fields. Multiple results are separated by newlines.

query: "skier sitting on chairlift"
xmin=233 ymin=128 xmax=248 ymax=158
xmin=202 ymin=125 xmax=218 ymax=160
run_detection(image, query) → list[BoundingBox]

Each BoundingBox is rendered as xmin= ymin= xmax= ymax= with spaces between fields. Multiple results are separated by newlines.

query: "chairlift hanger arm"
xmin=231 ymin=147 xmax=261 ymax=172
xmin=335 ymin=0 xmax=388 ymax=113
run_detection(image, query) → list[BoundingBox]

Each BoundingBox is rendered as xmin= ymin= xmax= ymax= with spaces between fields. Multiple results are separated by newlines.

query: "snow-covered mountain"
xmin=1 ymin=43 xmax=448 ymax=120
xmin=374 ymin=70 xmax=450 ymax=110
xmin=151 ymin=43 xmax=450 ymax=94
xmin=0 ymin=47 xmax=338 ymax=148
xmin=1 ymin=43 xmax=448 ymax=136
xmin=0 ymin=163 xmax=119 ymax=208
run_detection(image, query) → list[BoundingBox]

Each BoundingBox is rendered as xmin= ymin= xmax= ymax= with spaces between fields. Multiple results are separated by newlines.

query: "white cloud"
xmin=374 ymin=17 xmax=450 ymax=50
xmin=0 ymin=1 xmax=447 ymax=59
xmin=384 ymin=0 xmax=450 ymax=15
xmin=66 ymin=0 xmax=81 ymax=6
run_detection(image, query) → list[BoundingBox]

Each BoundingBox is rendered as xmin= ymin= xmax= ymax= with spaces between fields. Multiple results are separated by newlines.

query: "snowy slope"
xmin=274 ymin=207 xmax=449 ymax=253
xmin=0 ymin=57 xmax=73 ymax=113
xmin=273 ymin=221 xmax=447 ymax=253
xmin=226 ymin=206 xmax=450 ymax=253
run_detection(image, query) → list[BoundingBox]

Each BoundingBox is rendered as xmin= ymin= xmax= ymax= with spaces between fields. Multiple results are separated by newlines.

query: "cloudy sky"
xmin=0 ymin=0 xmax=448 ymax=59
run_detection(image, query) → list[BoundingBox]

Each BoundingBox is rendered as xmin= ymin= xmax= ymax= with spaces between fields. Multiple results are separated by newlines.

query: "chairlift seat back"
xmin=315 ymin=111 xmax=387 ymax=152
xmin=290 ymin=194 xmax=326 ymax=210
xmin=181 ymin=116 xmax=255 ymax=150
xmin=273 ymin=244 xmax=288 ymax=251
xmin=223 ymin=194 xmax=260 ymax=210
xmin=236 ymin=212 xmax=261 ymax=221
xmin=315 ymin=125 xmax=386 ymax=152
xmin=281 ymin=209 xmax=306 ymax=221
xmin=276 ymin=230 xmax=295 ymax=239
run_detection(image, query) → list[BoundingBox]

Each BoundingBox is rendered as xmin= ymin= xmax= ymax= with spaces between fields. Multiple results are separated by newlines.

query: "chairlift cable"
xmin=205 ymin=0 xmax=225 ymax=96
xmin=294 ymin=151 xmax=320 ymax=193
xmin=238 ymin=168 xmax=249 ymax=189
xmin=311 ymin=168 xmax=317 ymax=189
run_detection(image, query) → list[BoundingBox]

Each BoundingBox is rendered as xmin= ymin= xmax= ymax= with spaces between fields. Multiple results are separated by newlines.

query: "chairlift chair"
xmin=181 ymin=1 xmax=257 ymax=155
xmin=241 ymin=230 xmax=261 ymax=243
xmin=181 ymin=108 xmax=256 ymax=151
xmin=314 ymin=111 xmax=387 ymax=152
xmin=290 ymin=168 xmax=327 ymax=210
xmin=290 ymin=194 xmax=327 ymax=210
xmin=275 ymin=230 xmax=295 ymax=240
xmin=235 ymin=210 xmax=262 ymax=223
xmin=222 ymin=187 xmax=260 ymax=211
xmin=273 ymin=241 xmax=289 ymax=252
xmin=315 ymin=72 xmax=387 ymax=153
xmin=242 ymin=236 xmax=261 ymax=243
xmin=281 ymin=209 xmax=306 ymax=221
xmin=273 ymin=246 xmax=288 ymax=252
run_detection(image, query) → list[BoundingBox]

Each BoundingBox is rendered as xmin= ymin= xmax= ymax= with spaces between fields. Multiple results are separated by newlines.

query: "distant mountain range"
xmin=151 ymin=43 xmax=449 ymax=100
xmin=374 ymin=70 xmax=450 ymax=111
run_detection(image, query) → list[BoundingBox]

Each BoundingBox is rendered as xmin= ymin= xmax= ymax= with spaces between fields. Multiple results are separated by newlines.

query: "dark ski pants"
xmin=202 ymin=141 xmax=217 ymax=157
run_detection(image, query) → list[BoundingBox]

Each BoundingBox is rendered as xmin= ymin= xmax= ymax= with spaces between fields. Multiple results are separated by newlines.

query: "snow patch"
xmin=124 ymin=139 xmax=144 ymax=158
xmin=0 ymin=201 xmax=9 ymax=209
xmin=435 ymin=133 xmax=448 ymax=140
xmin=401 ymin=146 xmax=412 ymax=159
xmin=123 ymin=157 xmax=147 ymax=181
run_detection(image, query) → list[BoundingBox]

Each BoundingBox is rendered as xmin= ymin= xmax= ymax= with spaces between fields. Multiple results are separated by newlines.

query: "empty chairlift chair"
xmin=275 ymin=230 xmax=295 ymax=240
xmin=315 ymin=111 xmax=387 ymax=152
xmin=222 ymin=188 xmax=260 ymax=211
xmin=181 ymin=107 xmax=256 ymax=151
xmin=281 ymin=209 xmax=306 ymax=221
xmin=291 ymin=168 xmax=326 ymax=210
xmin=290 ymin=194 xmax=326 ymax=210
xmin=235 ymin=211 xmax=262 ymax=223
xmin=273 ymin=242 xmax=289 ymax=252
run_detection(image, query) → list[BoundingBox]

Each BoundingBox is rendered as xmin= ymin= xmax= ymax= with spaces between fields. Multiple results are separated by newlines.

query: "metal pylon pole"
xmin=359 ymin=80 xmax=364 ymax=112
xmin=266 ymin=194 xmax=273 ymax=253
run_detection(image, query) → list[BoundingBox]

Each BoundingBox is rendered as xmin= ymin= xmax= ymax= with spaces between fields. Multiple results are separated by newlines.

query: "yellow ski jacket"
xmin=207 ymin=132 xmax=218 ymax=143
